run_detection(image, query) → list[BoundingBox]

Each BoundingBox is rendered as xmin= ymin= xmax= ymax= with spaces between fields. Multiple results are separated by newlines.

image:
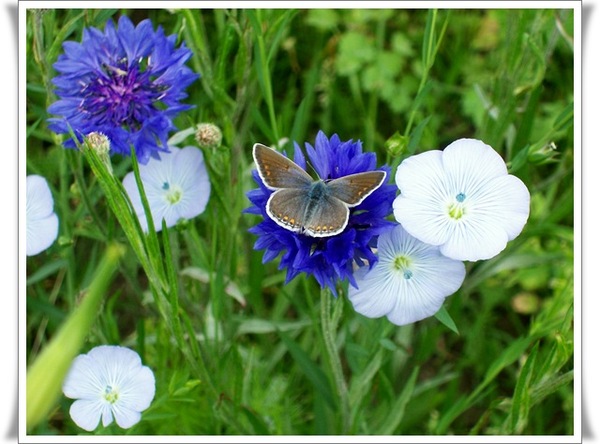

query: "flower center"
xmin=393 ymin=255 xmax=413 ymax=280
xmin=163 ymin=182 xmax=183 ymax=204
xmin=82 ymin=61 xmax=165 ymax=129
xmin=447 ymin=192 xmax=467 ymax=220
xmin=103 ymin=385 xmax=119 ymax=404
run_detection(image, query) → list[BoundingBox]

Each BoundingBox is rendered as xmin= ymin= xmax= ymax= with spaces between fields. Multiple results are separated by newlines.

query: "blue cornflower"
xmin=47 ymin=15 xmax=199 ymax=165
xmin=246 ymin=131 xmax=397 ymax=295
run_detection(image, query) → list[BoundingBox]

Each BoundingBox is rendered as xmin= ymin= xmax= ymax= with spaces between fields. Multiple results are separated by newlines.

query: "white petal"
xmin=69 ymin=399 xmax=103 ymax=432
xmin=26 ymin=175 xmax=59 ymax=256
xmin=112 ymin=406 xmax=142 ymax=429
xmin=441 ymin=175 xmax=530 ymax=261
xmin=386 ymin=250 xmax=466 ymax=325
xmin=63 ymin=354 xmax=106 ymax=399
xmin=394 ymin=139 xmax=530 ymax=262
xmin=26 ymin=213 xmax=59 ymax=256
xmin=139 ymin=147 xmax=177 ymax=188
xmin=393 ymin=150 xmax=451 ymax=246
xmin=26 ymin=175 xmax=54 ymax=219
xmin=87 ymin=345 xmax=143 ymax=380
xmin=122 ymin=171 xmax=150 ymax=232
xmin=349 ymin=264 xmax=399 ymax=319
xmin=172 ymin=146 xmax=205 ymax=189
xmin=477 ymin=174 xmax=530 ymax=241
xmin=90 ymin=346 xmax=155 ymax=407
xmin=441 ymin=139 xmax=508 ymax=186
xmin=171 ymin=146 xmax=211 ymax=219
xmin=394 ymin=149 xmax=446 ymax=201
xmin=64 ymin=346 xmax=155 ymax=431
xmin=122 ymin=146 xmax=211 ymax=232
xmin=122 ymin=172 xmax=143 ymax=214
xmin=148 ymin=201 xmax=172 ymax=232
xmin=350 ymin=225 xmax=466 ymax=326
xmin=101 ymin=403 xmax=114 ymax=427
xmin=393 ymin=195 xmax=449 ymax=247
xmin=117 ymin=366 xmax=156 ymax=411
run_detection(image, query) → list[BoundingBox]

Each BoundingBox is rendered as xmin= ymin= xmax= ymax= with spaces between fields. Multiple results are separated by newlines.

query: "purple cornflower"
xmin=47 ymin=15 xmax=199 ymax=164
xmin=246 ymin=131 xmax=397 ymax=295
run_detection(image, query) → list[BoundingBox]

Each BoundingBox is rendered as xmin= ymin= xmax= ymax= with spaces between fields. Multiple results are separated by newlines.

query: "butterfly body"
xmin=253 ymin=143 xmax=386 ymax=238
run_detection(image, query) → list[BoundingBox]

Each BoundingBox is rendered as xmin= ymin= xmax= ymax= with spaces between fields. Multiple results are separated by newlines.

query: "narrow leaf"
xmin=278 ymin=330 xmax=336 ymax=410
xmin=376 ymin=366 xmax=420 ymax=434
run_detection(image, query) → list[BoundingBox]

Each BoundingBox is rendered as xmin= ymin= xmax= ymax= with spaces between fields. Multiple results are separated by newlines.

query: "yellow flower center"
xmin=103 ymin=385 xmax=119 ymax=404
xmin=447 ymin=192 xmax=467 ymax=220
xmin=163 ymin=182 xmax=183 ymax=204
xmin=393 ymin=255 xmax=413 ymax=280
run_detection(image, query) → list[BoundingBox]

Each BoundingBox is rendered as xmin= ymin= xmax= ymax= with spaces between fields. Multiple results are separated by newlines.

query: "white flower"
xmin=123 ymin=146 xmax=211 ymax=232
xmin=26 ymin=175 xmax=59 ymax=256
xmin=348 ymin=225 xmax=466 ymax=326
xmin=62 ymin=345 xmax=155 ymax=432
xmin=393 ymin=138 xmax=530 ymax=261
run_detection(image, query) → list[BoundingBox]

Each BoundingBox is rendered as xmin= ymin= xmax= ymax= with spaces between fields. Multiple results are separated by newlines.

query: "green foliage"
xmin=25 ymin=7 xmax=575 ymax=437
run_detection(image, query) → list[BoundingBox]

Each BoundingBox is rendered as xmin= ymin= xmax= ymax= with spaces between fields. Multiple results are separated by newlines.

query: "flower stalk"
xmin=26 ymin=243 xmax=124 ymax=431
xmin=79 ymin=135 xmax=245 ymax=432
xmin=320 ymin=288 xmax=350 ymax=434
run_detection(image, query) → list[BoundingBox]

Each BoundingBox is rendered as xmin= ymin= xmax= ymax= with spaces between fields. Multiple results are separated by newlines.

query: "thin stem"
xmin=320 ymin=289 xmax=350 ymax=433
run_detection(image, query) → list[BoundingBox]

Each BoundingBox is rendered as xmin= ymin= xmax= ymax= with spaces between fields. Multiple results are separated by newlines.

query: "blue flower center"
xmin=82 ymin=61 xmax=166 ymax=129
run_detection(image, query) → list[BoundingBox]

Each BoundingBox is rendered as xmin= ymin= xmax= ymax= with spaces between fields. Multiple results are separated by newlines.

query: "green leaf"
xmin=407 ymin=115 xmax=431 ymax=155
xmin=376 ymin=366 xmax=420 ymax=434
xmin=278 ymin=329 xmax=336 ymax=410
xmin=509 ymin=341 xmax=539 ymax=433
xmin=235 ymin=319 xmax=311 ymax=336
xmin=349 ymin=348 xmax=384 ymax=430
xmin=241 ymin=406 xmax=271 ymax=435
xmin=434 ymin=304 xmax=459 ymax=335
xmin=482 ymin=336 xmax=532 ymax=388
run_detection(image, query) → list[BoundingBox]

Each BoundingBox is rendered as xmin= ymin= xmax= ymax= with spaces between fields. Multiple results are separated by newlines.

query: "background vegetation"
xmin=25 ymin=8 xmax=575 ymax=436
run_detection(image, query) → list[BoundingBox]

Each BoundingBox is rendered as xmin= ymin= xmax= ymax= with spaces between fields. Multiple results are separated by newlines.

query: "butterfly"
xmin=252 ymin=143 xmax=386 ymax=238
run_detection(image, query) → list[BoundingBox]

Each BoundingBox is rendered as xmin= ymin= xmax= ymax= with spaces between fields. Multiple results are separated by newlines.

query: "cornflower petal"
xmin=47 ymin=15 xmax=199 ymax=163
xmin=349 ymin=225 xmax=466 ymax=326
xmin=245 ymin=131 xmax=396 ymax=295
xmin=393 ymin=138 xmax=530 ymax=261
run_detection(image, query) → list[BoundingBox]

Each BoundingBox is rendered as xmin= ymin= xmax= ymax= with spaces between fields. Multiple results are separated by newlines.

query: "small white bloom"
xmin=62 ymin=345 xmax=155 ymax=432
xmin=123 ymin=146 xmax=211 ymax=232
xmin=393 ymin=138 xmax=530 ymax=261
xmin=349 ymin=225 xmax=466 ymax=326
xmin=26 ymin=175 xmax=59 ymax=256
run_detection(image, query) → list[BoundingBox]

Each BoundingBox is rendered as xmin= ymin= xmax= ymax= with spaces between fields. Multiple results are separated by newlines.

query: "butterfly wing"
xmin=266 ymin=188 xmax=311 ymax=233
xmin=253 ymin=143 xmax=313 ymax=190
xmin=267 ymin=187 xmax=351 ymax=238
xmin=303 ymin=193 xmax=351 ymax=237
xmin=326 ymin=171 xmax=386 ymax=207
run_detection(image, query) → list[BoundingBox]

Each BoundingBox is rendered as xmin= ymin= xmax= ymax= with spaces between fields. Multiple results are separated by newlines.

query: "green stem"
xmin=404 ymin=9 xmax=449 ymax=138
xmin=249 ymin=10 xmax=280 ymax=142
xmin=26 ymin=243 xmax=124 ymax=431
xmin=320 ymin=289 xmax=350 ymax=433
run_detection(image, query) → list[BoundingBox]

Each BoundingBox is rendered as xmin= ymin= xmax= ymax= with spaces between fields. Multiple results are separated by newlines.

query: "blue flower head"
xmin=246 ymin=131 xmax=397 ymax=295
xmin=47 ymin=15 xmax=199 ymax=164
